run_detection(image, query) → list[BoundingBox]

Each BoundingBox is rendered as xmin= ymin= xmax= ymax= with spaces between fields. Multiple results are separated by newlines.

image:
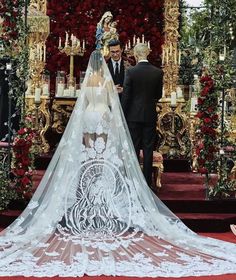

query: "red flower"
xmin=198 ymin=167 xmax=208 ymax=174
xmin=21 ymin=176 xmax=30 ymax=187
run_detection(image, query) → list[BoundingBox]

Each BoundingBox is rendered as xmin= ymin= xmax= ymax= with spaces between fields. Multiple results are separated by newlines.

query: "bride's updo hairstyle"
xmin=89 ymin=50 xmax=103 ymax=72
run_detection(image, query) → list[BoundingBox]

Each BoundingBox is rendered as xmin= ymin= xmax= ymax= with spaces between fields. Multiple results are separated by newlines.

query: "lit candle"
xmin=35 ymin=87 xmax=41 ymax=103
xmin=171 ymin=91 xmax=177 ymax=106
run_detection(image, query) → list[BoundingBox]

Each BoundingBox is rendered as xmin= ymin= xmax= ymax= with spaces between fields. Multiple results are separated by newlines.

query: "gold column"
xmin=161 ymin=0 xmax=180 ymax=99
xmin=25 ymin=1 xmax=50 ymax=153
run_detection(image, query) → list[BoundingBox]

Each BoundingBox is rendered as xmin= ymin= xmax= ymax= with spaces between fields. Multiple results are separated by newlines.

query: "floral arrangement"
xmin=0 ymin=0 xmax=29 ymax=107
xmin=46 ymin=0 xmax=164 ymax=92
xmin=196 ymin=74 xmax=219 ymax=175
xmin=11 ymin=115 xmax=36 ymax=200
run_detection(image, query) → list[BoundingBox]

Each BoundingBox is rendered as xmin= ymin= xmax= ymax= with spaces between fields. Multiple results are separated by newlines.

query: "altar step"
xmin=0 ymin=171 xmax=236 ymax=232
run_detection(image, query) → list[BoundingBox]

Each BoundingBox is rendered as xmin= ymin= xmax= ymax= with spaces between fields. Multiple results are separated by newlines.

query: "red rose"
xmin=21 ymin=176 xmax=30 ymax=187
xmin=203 ymin=118 xmax=212 ymax=124
xmin=16 ymin=168 xmax=25 ymax=176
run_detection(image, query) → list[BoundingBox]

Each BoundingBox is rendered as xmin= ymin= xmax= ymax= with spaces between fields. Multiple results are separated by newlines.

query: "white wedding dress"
xmin=0 ymin=50 xmax=236 ymax=277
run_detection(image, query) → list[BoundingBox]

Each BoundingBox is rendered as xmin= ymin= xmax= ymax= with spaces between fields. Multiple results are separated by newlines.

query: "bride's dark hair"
xmin=90 ymin=50 xmax=103 ymax=72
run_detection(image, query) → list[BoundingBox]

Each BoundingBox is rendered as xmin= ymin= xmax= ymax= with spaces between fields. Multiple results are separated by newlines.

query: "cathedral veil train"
xmin=0 ymin=50 xmax=236 ymax=277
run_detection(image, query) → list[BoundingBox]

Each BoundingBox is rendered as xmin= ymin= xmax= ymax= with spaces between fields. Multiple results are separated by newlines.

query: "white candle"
xmin=35 ymin=87 xmax=41 ymax=103
xmin=171 ymin=91 xmax=177 ymax=106
xmin=142 ymin=34 xmax=144 ymax=43
xmin=190 ymin=97 xmax=198 ymax=112
xmin=69 ymin=85 xmax=75 ymax=96
xmin=42 ymin=83 xmax=49 ymax=96
xmin=125 ymin=43 xmax=128 ymax=51
xmin=63 ymin=89 xmax=70 ymax=97
xmin=77 ymin=39 xmax=80 ymax=47
xmin=176 ymin=87 xmax=183 ymax=98
xmin=133 ymin=35 xmax=136 ymax=46
xmin=82 ymin=40 xmax=85 ymax=49
xmin=219 ymin=53 xmax=225 ymax=61
xmin=178 ymin=50 xmax=181 ymax=64
xmin=65 ymin=32 xmax=68 ymax=47
xmin=128 ymin=40 xmax=131 ymax=49
xmin=162 ymin=48 xmax=165 ymax=64
xmin=147 ymin=41 xmax=150 ymax=49
xmin=137 ymin=37 xmax=140 ymax=44
xmin=43 ymin=44 xmax=46 ymax=62
xmin=58 ymin=37 xmax=62 ymax=48
xmin=56 ymin=83 xmax=64 ymax=97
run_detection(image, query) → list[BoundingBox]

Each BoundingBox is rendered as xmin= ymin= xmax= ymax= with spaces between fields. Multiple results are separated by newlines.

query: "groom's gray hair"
xmin=133 ymin=43 xmax=150 ymax=59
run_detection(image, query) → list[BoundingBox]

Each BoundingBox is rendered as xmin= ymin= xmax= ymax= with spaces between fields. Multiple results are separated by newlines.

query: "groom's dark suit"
xmin=107 ymin=58 xmax=125 ymax=101
xmin=122 ymin=61 xmax=163 ymax=188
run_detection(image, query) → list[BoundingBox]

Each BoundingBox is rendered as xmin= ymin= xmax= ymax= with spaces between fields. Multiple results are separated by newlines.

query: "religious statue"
xmin=95 ymin=11 xmax=119 ymax=57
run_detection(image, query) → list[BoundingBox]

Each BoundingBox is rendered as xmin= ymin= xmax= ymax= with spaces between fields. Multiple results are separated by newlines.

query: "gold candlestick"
xmin=59 ymin=35 xmax=86 ymax=86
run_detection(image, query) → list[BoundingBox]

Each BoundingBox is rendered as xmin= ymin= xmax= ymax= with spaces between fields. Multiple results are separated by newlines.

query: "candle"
xmin=82 ymin=40 xmax=85 ymax=49
xmin=178 ymin=50 xmax=181 ymax=64
xmin=133 ymin=35 xmax=136 ymax=46
xmin=125 ymin=43 xmax=128 ymax=51
xmin=162 ymin=48 xmax=165 ymax=64
xmin=35 ymin=87 xmax=41 ymax=103
xmin=63 ymin=89 xmax=70 ymax=97
xmin=147 ymin=41 xmax=150 ymax=49
xmin=137 ymin=37 xmax=140 ymax=44
xmin=219 ymin=53 xmax=225 ymax=61
xmin=43 ymin=44 xmax=46 ymax=62
xmin=162 ymin=88 xmax=165 ymax=98
xmin=77 ymin=39 xmax=80 ymax=47
xmin=128 ymin=40 xmax=131 ymax=49
xmin=176 ymin=87 xmax=183 ymax=98
xmin=171 ymin=91 xmax=177 ymax=106
xmin=65 ymin=32 xmax=68 ymax=47
xmin=58 ymin=37 xmax=62 ymax=48
xmin=191 ymin=97 xmax=198 ymax=112
xmin=142 ymin=34 xmax=144 ymax=43
xmin=42 ymin=83 xmax=49 ymax=96
xmin=69 ymin=85 xmax=75 ymax=96
xmin=56 ymin=83 xmax=64 ymax=97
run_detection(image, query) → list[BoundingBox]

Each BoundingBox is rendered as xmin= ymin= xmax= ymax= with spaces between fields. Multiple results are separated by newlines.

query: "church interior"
xmin=0 ymin=0 xmax=236 ymax=279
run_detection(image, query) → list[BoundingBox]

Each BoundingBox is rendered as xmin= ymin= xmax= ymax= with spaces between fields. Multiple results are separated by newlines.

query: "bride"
xmin=0 ymin=50 xmax=236 ymax=277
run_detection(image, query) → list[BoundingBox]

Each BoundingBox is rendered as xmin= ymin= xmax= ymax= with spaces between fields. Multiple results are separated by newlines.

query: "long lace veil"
xmin=0 ymin=50 xmax=236 ymax=277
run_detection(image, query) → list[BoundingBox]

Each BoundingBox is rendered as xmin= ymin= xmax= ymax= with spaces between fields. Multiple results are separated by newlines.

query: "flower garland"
xmin=11 ymin=115 xmax=36 ymax=200
xmin=196 ymin=74 xmax=219 ymax=175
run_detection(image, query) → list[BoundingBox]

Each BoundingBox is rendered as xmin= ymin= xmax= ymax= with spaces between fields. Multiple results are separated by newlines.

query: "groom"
xmin=107 ymin=39 xmax=125 ymax=100
xmin=122 ymin=43 xmax=163 ymax=188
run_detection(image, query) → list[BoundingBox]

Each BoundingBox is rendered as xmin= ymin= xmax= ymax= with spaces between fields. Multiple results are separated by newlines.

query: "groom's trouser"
xmin=127 ymin=121 xmax=156 ymax=187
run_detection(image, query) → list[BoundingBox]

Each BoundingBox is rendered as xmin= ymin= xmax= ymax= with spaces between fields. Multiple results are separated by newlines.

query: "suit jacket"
xmin=122 ymin=61 xmax=163 ymax=123
xmin=107 ymin=58 xmax=125 ymax=86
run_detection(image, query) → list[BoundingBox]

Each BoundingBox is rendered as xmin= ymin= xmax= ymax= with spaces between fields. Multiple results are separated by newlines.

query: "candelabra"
xmin=124 ymin=35 xmax=150 ymax=58
xmin=58 ymin=33 xmax=86 ymax=86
